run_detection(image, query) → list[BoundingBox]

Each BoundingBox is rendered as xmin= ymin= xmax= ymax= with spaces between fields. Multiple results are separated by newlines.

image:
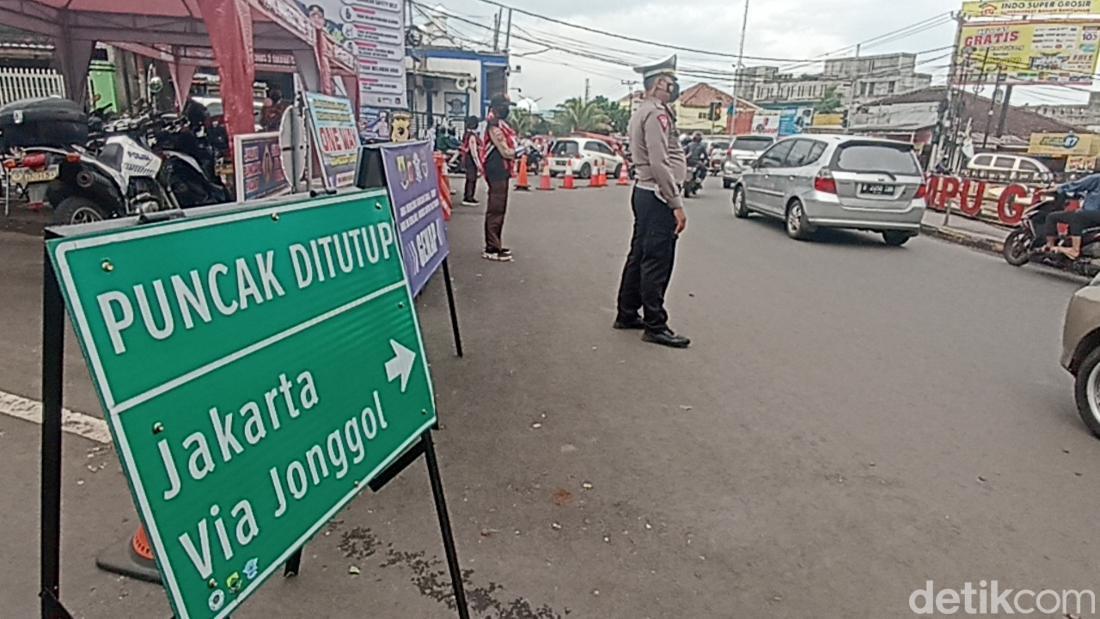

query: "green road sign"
xmin=48 ymin=190 xmax=437 ymax=619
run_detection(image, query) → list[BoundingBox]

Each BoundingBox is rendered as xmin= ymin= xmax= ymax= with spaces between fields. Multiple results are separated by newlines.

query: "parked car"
xmin=731 ymin=134 xmax=927 ymax=246
xmin=1062 ymin=277 xmax=1100 ymax=437
xmin=547 ymin=137 xmax=625 ymax=179
xmin=720 ymin=135 xmax=776 ymax=188
xmin=966 ymin=153 xmax=1053 ymax=185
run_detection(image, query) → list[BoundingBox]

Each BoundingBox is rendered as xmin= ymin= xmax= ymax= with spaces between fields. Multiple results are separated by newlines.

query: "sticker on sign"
xmin=47 ymin=189 xmax=437 ymax=619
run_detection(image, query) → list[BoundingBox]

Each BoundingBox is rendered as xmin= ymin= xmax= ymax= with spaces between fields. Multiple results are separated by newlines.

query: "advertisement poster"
xmin=778 ymin=107 xmax=815 ymax=136
xmin=233 ymin=132 xmax=291 ymax=202
xmin=1028 ymin=132 xmax=1098 ymax=156
xmin=305 ymin=92 xmax=360 ymax=189
xmin=752 ymin=110 xmax=782 ymax=136
xmin=299 ymin=0 xmax=407 ymax=126
xmin=962 ymin=0 xmax=1100 ymax=17
xmin=958 ymin=20 xmax=1100 ymax=85
xmin=380 ymin=140 xmax=450 ymax=296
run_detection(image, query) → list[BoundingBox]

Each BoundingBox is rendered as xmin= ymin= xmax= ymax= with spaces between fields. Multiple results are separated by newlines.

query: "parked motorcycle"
xmin=683 ymin=161 xmax=707 ymax=198
xmin=1003 ymin=193 xmax=1100 ymax=277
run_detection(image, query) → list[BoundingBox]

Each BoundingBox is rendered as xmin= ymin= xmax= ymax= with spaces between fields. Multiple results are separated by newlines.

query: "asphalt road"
xmin=1 ymin=178 xmax=1098 ymax=618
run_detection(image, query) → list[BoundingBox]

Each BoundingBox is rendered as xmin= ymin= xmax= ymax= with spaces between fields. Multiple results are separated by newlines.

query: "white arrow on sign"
xmin=385 ymin=339 xmax=416 ymax=393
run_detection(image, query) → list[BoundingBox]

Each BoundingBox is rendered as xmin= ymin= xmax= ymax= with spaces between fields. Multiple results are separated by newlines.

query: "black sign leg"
xmin=283 ymin=548 xmax=303 ymax=578
xmin=41 ymin=245 xmax=68 ymax=619
xmin=440 ymin=259 xmax=463 ymax=358
xmin=422 ymin=432 xmax=469 ymax=618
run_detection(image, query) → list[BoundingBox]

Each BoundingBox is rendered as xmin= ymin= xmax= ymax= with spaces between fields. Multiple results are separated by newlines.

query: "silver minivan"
xmin=731 ymin=135 xmax=927 ymax=246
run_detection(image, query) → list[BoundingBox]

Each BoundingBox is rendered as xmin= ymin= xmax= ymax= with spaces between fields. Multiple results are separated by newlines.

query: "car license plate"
xmin=9 ymin=164 xmax=59 ymax=185
xmin=859 ymin=183 xmax=895 ymax=196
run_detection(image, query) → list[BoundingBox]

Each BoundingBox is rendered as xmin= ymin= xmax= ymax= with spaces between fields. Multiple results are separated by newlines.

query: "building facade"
xmin=736 ymin=53 xmax=932 ymax=108
xmin=1032 ymin=92 xmax=1100 ymax=132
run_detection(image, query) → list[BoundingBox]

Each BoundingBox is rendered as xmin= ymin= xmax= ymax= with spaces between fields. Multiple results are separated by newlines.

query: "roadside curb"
xmin=920 ymin=222 xmax=1005 ymax=256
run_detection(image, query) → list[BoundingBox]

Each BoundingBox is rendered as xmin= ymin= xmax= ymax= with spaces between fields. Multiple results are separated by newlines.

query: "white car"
xmin=547 ymin=137 xmax=625 ymax=179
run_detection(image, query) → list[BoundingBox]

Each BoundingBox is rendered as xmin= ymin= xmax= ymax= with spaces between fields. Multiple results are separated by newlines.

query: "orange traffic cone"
xmin=617 ymin=162 xmax=631 ymax=185
xmin=96 ymin=523 xmax=161 ymax=583
xmin=514 ymin=155 xmax=531 ymax=191
xmin=589 ymin=161 xmax=601 ymax=188
xmin=563 ymin=159 xmax=576 ymax=190
xmin=538 ymin=160 xmax=554 ymax=191
xmin=598 ymin=162 xmax=608 ymax=187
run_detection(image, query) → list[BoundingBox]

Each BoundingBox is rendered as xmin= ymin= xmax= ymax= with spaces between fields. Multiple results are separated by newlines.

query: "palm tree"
xmin=552 ymin=98 xmax=611 ymax=134
xmin=509 ymin=108 xmax=535 ymax=137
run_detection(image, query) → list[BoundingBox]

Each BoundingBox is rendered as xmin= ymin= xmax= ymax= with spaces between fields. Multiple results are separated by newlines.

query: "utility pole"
xmin=730 ymin=0 xmax=751 ymax=134
xmin=933 ymin=12 xmax=966 ymax=177
xmin=983 ymin=64 xmax=1005 ymax=149
xmin=492 ymin=9 xmax=501 ymax=52
xmin=504 ymin=8 xmax=513 ymax=51
xmin=996 ymin=84 xmax=1014 ymax=139
xmin=621 ymin=79 xmax=639 ymax=114
xmin=585 ymin=78 xmax=590 ymax=103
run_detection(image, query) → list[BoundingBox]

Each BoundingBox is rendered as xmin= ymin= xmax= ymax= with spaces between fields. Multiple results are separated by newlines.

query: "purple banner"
xmin=380 ymin=140 xmax=450 ymax=296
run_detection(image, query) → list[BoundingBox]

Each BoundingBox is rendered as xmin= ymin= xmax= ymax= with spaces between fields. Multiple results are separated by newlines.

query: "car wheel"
xmin=882 ymin=231 xmax=912 ymax=247
xmin=785 ymin=199 xmax=812 ymax=240
xmin=613 ymin=163 xmax=623 ymax=179
xmin=579 ymin=163 xmax=592 ymax=179
xmin=1075 ymin=346 xmax=1100 ymax=438
xmin=722 ymin=178 xmax=732 ymax=189
xmin=732 ymin=186 xmax=750 ymax=219
xmin=53 ymin=195 xmax=110 ymax=225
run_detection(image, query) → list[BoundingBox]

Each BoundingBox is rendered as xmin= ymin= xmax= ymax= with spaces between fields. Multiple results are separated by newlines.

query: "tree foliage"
xmin=552 ymin=97 xmax=612 ymax=134
xmin=590 ymin=95 xmax=631 ymax=134
xmin=814 ymin=86 xmax=844 ymax=114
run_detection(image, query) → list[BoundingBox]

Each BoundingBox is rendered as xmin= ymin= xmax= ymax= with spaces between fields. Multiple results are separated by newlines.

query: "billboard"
xmin=751 ymin=110 xmax=781 ymax=136
xmin=957 ymin=20 xmax=1100 ymax=85
xmin=778 ymin=107 xmax=815 ymax=136
xmin=1028 ymin=131 xmax=1100 ymax=156
xmin=962 ymin=0 xmax=1100 ymax=17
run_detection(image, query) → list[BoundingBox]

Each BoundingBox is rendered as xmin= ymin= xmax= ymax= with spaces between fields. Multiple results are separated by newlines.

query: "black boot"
xmin=613 ymin=315 xmax=645 ymax=330
xmin=642 ymin=328 xmax=691 ymax=349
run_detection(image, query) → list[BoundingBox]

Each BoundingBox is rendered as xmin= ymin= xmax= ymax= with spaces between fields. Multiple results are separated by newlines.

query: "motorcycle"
xmin=1002 ymin=192 xmax=1100 ymax=277
xmin=47 ymin=111 xmax=229 ymax=225
xmin=683 ymin=160 xmax=707 ymax=198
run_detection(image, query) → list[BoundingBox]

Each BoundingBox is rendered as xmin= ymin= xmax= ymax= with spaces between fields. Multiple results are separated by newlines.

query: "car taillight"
xmin=22 ymin=153 xmax=47 ymax=169
xmin=2 ymin=159 xmax=15 ymax=170
xmin=915 ymin=183 xmax=928 ymax=199
xmin=814 ymin=171 xmax=837 ymax=194
xmin=65 ymin=152 xmax=81 ymax=163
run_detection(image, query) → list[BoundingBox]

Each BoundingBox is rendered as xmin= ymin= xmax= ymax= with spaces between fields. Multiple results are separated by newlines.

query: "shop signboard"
xmin=957 ymin=20 xmax=1100 ymax=85
xmin=304 ymin=92 xmax=360 ymax=189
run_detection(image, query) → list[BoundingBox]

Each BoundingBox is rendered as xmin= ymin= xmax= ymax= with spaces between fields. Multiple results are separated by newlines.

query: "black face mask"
xmin=666 ymin=80 xmax=680 ymax=103
xmin=494 ymin=106 xmax=511 ymax=120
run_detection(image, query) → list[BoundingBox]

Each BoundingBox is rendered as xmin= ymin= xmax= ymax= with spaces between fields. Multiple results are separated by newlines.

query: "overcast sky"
xmin=415 ymin=0 xmax=1093 ymax=110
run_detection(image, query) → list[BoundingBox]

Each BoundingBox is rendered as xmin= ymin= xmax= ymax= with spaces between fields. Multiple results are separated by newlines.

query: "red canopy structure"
xmin=0 ymin=0 xmax=353 ymax=136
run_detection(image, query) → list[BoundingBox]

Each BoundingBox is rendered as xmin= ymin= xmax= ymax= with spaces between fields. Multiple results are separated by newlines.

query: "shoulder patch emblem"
xmin=657 ymin=114 xmax=670 ymax=131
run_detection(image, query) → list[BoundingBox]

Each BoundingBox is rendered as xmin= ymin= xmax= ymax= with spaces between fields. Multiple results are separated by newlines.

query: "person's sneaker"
xmin=642 ymin=328 xmax=691 ymax=349
xmin=482 ymin=250 xmax=513 ymax=262
xmin=498 ymin=248 xmax=513 ymax=257
xmin=462 ymin=199 xmax=479 ymax=206
xmin=613 ymin=316 xmax=645 ymax=330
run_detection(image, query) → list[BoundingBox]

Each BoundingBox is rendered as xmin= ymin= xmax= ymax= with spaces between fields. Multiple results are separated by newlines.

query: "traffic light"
xmin=708 ymin=101 xmax=722 ymax=122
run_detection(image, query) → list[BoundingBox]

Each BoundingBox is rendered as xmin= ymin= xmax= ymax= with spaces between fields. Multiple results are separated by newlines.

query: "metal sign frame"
xmin=38 ymin=194 xmax=469 ymax=619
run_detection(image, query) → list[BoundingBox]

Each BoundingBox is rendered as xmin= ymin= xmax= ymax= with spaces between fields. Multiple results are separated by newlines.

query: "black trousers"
xmin=1046 ymin=210 xmax=1100 ymax=237
xmin=463 ymin=158 xmax=478 ymax=202
xmin=616 ymin=187 xmax=678 ymax=332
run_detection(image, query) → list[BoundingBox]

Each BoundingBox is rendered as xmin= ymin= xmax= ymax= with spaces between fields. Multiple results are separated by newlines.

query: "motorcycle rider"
xmin=685 ymin=132 xmax=708 ymax=178
xmin=1044 ymin=171 xmax=1100 ymax=259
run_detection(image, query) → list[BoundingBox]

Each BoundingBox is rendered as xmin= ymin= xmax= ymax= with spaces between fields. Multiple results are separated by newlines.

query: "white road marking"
xmin=0 ymin=389 xmax=110 ymax=444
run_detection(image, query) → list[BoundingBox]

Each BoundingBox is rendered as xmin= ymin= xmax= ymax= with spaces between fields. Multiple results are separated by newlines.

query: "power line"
xmin=472 ymin=0 xmax=944 ymax=63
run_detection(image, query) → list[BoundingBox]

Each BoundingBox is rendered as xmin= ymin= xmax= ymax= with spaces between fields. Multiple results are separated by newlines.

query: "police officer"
xmin=614 ymin=55 xmax=690 ymax=349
